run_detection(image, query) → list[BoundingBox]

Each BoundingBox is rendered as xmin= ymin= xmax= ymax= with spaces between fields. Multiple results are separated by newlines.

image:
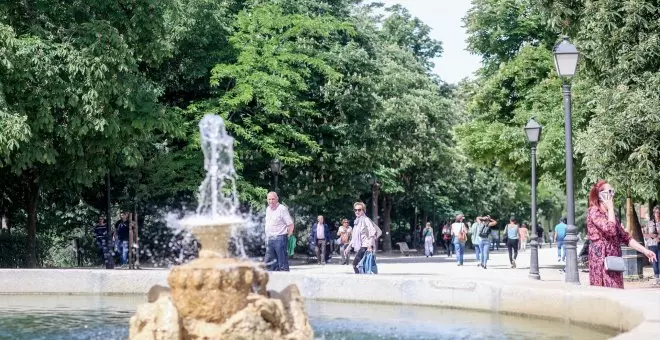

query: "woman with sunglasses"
xmin=586 ymin=180 xmax=657 ymax=288
xmin=344 ymin=202 xmax=377 ymax=274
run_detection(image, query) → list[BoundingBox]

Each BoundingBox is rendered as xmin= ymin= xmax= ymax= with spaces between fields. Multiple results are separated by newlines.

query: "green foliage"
xmin=0 ymin=0 xmax=576 ymax=265
xmin=381 ymin=5 xmax=443 ymax=70
xmin=464 ymin=0 xmax=556 ymax=74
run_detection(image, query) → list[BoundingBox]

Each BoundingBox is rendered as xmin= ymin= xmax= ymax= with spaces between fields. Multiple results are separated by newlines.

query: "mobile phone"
xmin=598 ymin=191 xmax=611 ymax=202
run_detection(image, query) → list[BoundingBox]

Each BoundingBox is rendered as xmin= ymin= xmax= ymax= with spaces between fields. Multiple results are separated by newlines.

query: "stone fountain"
xmin=129 ymin=115 xmax=313 ymax=340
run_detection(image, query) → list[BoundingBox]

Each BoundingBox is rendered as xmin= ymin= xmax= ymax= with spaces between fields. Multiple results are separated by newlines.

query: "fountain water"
xmin=129 ymin=115 xmax=313 ymax=340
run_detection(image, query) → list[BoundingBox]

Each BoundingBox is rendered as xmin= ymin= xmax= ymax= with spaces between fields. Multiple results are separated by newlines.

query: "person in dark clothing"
xmin=114 ymin=212 xmax=130 ymax=266
xmin=310 ymin=215 xmax=330 ymax=265
xmin=93 ymin=217 xmax=108 ymax=263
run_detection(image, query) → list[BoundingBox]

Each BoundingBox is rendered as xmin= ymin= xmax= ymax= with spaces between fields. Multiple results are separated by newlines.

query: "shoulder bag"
xmin=604 ymin=256 xmax=625 ymax=272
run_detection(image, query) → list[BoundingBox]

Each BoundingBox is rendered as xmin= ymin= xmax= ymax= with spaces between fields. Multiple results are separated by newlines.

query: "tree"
xmin=464 ymin=0 xmax=556 ymax=75
xmin=541 ymin=0 xmax=660 ymax=200
xmin=0 ymin=1 xmax=177 ymax=266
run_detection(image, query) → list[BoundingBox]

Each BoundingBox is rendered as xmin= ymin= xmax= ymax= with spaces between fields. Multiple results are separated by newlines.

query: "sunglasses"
xmin=354 ymin=208 xmax=363 ymax=212
xmin=600 ymin=189 xmax=615 ymax=195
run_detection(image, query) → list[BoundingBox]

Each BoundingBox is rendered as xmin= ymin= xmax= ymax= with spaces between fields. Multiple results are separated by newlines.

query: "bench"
xmin=396 ymin=242 xmax=418 ymax=256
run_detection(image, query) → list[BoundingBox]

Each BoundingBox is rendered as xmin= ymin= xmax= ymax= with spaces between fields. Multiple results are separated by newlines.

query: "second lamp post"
xmin=525 ymin=117 xmax=542 ymax=280
xmin=270 ymin=158 xmax=282 ymax=193
xmin=553 ymin=36 xmax=580 ymax=284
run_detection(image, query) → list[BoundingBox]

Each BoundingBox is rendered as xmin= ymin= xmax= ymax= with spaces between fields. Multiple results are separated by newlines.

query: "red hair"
xmin=588 ymin=180 xmax=608 ymax=208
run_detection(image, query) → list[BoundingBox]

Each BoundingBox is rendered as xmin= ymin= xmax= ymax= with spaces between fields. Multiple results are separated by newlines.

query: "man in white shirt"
xmin=264 ymin=192 xmax=294 ymax=271
xmin=311 ymin=215 xmax=329 ymax=265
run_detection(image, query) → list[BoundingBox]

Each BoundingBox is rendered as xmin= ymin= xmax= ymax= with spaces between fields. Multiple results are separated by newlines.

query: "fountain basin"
xmin=0 ymin=269 xmax=658 ymax=339
xmin=0 ymin=295 xmax=618 ymax=339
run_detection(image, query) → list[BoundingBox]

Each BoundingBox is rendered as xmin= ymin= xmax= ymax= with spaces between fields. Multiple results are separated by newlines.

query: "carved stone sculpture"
xmin=129 ymin=224 xmax=313 ymax=340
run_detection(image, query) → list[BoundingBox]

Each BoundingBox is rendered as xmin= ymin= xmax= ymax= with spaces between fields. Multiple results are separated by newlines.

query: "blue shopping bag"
xmin=358 ymin=251 xmax=378 ymax=274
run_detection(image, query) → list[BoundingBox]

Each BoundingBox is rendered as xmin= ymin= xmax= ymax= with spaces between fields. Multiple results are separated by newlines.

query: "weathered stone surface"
xmin=129 ymin=220 xmax=311 ymax=340
xmin=131 ymin=259 xmax=311 ymax=340
xmin=129 ymin=295 xmax=182 ymax=340
xmin=147 ymin=285 xmax=171 ymax=303
xmin=276 ymin=285 xmax=314 ymax=340
xmin=167 ymin=258 xmax=268 ymax=324
xmin=181 ymin=293 xmax=294 ymax=340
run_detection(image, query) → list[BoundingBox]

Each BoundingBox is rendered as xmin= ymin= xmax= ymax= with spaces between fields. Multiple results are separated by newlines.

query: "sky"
xmin=378 ymin=0 xmax=482 ymax=84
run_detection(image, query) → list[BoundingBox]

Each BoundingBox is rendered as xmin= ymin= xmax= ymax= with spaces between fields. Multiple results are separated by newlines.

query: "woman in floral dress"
xmin=587 ymin=180 xmax=657 ymax=288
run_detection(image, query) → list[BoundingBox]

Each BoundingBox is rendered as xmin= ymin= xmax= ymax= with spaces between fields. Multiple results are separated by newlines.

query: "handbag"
xmin=604 ymin=256 xmax=625 ymax=272
xmin=358 ymin=251 xmax=377 ymax=274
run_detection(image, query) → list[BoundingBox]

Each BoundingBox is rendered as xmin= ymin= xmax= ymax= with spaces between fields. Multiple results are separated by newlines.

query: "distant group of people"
xmin=423 ymin=215 xmax=530 ymax=270
xmin=262 ymin=179 xmax=660 ymax=289
xmin=263 ymin=192 xmax=380 ymax=274
xmin=92 ymin=212 xmax=133 ymax=268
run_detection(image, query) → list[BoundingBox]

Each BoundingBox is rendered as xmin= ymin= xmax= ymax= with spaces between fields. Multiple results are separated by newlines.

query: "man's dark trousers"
xmin=266 ymin=234 xmax=289 ymax=271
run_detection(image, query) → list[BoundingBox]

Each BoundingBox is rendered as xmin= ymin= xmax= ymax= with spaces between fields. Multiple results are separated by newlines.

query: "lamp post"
xmin=525 ymin=117 xmax=542 ymax=280
xmin=553 ymin=37 xmax=580 ymax=284
xmin=270 ymin=158 xmax=282 ymax=193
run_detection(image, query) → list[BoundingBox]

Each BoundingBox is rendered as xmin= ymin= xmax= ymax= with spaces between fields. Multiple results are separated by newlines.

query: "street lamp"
xmin=525 ymin=117 xmax=542 ymax=280
xmin=553 ymin=36 xmax=580 ymax=284
xmin=270 ymin=158 xmax=282 ymax=193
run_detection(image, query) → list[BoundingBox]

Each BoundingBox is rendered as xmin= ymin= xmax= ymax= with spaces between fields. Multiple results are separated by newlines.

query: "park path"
xmin=291 ymin=243 xmax=658 ymax=290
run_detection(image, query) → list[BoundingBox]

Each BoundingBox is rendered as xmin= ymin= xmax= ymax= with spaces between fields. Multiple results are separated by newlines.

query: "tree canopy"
xmin=4 ymin=0 xmax=657 ymax=267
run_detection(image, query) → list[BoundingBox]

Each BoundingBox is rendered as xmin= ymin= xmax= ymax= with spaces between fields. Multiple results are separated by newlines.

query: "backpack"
xmin=556 ymin=224 xmax=567 ymax=240
xmin=456 ymin=224 xmax=467 ymax=242
xmin=478 ymin=223 xmax=491 ymax=238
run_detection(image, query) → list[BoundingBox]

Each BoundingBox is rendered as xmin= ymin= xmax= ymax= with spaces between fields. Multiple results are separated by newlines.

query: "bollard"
xmin=622 ymin=246 xmax=644 ymax=281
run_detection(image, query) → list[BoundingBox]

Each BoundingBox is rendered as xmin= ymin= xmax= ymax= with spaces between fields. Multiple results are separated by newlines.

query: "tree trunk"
xmin=382 ymin=195 xmax=392 ymax=252
xmin=631 ymin=205 xmax=643 ymax=243
xmin=25 ymin=175 xmax=40 ymax=268
xmin=371 ymin=182 xmax=380 ymax=226
xmin=625 ymin=193 xmax=643 ymax=243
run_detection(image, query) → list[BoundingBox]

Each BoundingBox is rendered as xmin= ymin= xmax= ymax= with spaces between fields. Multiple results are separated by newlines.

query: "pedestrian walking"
xmin=504 ymin=218 xmax=519 ymax=268
xmin=519 ymin=224 xmax=529 ymax=251
xmin=469 ymin=219 xmax=482 ymax=266
xmin=337 ymin=219 xmax=352 ymax=265
xmin=451 ymin=215 xmax=468 ymax=266
xmin=490 ymin=228 xmax=500 ymax=251
xmin=554 ymin=217 xmax=567 ymax=262
xmin=310 ymin=215 xmax=330 ymax=265
xmin=113 ymin=212 xmax=130 ymax=267
xmin=476 ymin=215 xmax=497 ymax=269
xmin=423 ymin=222 xmax=435 ymax=257
xmin=264 ymin=192 xmax=294 ymax=271
xmin=93 ymin=217 xmax=108 ymax=264
xmin=344 ymin=202 xmax=377 ymax=274
xmin=441 ymin=223 xmax=453 ymax=256
xmin=643 ymin=206 xmax=660 ymax=285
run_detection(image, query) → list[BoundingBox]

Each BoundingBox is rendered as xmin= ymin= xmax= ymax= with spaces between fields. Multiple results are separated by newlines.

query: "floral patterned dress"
xmin=586 ymin=206 xmax=631 ymax=289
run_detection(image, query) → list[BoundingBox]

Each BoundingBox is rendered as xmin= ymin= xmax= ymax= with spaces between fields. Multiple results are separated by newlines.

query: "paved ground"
xmin=290 ymin=243 xmax=660 ymax=290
